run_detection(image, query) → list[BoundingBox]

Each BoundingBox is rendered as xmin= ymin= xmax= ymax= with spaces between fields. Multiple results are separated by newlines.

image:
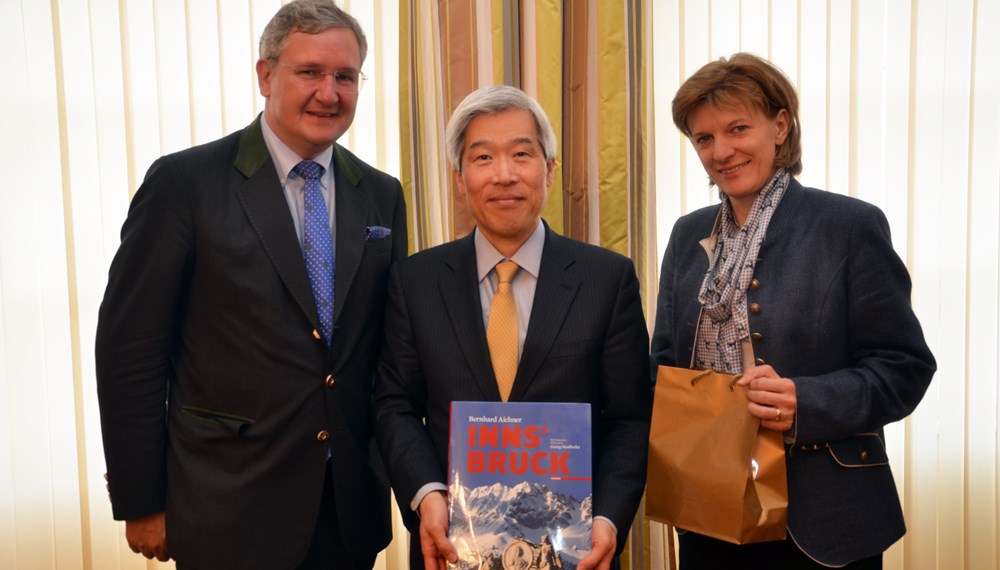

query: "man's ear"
xmin=256 ymin=58 xmax=273 ymax=97
xmin=454 ymin=170 xmax=468 ymax=197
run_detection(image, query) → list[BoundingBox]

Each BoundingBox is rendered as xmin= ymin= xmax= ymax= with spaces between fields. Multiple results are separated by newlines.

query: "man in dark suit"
xmin=374 ymin=86 xmax=651 ymax=570
xmin=95 ymin=1 xmax=405 ymax=568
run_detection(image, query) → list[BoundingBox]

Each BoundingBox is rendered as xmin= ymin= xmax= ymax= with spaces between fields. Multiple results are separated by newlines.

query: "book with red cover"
xmin=448 ymin=401 xmax=592 ymax=570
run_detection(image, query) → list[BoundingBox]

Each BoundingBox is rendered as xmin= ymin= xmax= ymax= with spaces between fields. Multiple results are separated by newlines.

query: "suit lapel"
xmin=332 ymin=144 xmax=368 ymax=327
xmin=234 ymin=117 xmax=319 ymax=330
xmin=759 ymin=178 xmax=803 ymax=245
xmin=439 ymin=235 xmax=502 ymax=400
xmin=509 ymin=228 xmax=580 ymax=401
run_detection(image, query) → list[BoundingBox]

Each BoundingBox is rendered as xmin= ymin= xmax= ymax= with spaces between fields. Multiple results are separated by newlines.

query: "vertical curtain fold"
xmin=562 ymin=0 xmax=589 ymax=239
xmin=528 ymin=0 xmax=567 ymax=235
xmin=400 ymin=1 xmax=653 ymax=269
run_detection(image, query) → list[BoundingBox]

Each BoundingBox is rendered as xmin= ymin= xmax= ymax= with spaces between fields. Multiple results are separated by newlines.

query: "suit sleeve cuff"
xmin=593 ymin=515 xmax=617 ymax=536
xmin=411 ymin=482 xmax=448 ymax=512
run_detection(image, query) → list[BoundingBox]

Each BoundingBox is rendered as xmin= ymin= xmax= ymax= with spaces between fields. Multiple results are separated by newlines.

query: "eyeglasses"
xmin=274 ymin=61 xmax=367 ymax=94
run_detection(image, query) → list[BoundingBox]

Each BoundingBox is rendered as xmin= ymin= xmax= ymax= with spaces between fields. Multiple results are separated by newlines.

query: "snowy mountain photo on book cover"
xmin=448 ymin=401 xmax=592 ymax=570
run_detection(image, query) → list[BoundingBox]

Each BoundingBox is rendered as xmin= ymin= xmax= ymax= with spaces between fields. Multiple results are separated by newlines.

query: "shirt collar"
xmin=260 ymin=114 xmax=334 ymax=184
xmin=475 ymin=220 xmax=545 ymax=282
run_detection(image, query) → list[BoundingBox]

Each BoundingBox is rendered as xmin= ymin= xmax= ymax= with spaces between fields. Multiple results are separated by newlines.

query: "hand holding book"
xmin=418 ymin=490 xmax=457 ymax=569
xmin=575 ymin=519 xmax=615 ymax=570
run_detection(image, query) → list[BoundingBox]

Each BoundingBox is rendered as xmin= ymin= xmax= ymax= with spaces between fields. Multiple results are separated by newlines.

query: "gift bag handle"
xmin=689 ymin=369 xmax=743 ymax=390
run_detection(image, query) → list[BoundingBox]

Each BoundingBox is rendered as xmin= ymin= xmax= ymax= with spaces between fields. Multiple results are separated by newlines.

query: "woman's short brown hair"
xmin=672 ymin=52 xmax=802 ymax=176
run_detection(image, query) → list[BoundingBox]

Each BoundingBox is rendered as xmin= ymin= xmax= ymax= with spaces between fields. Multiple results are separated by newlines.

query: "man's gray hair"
xmin=259 ymin=0 xmax=368 ymax=65
xmin=445 ymin=86 xmax=558 ymax=172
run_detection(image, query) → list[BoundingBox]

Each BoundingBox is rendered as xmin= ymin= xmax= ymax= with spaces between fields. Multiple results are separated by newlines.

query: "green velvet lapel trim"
xmin=235 ymin=115 xmax=364 ymax=185
xmin=234 ymin=115 xmax=270 ymax=178
xmin=333 ymin=144 xmax=363 ymax=186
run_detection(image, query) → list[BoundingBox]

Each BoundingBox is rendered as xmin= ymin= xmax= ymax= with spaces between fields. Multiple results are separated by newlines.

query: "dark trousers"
xmin=297 ymin=462 xmax=376 ymax=570
xmin=178 ymin=462 xmax=374 ymax=570
xmin=678 ymin=531 xmax=882 ymax=570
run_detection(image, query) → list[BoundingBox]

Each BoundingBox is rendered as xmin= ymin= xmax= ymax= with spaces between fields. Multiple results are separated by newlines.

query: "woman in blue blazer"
xmin=650 ymin=53 xmax=936 ymax=569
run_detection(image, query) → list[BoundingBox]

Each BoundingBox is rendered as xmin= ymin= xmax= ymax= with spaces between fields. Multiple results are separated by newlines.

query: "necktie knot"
xmin=495 ymin=260 xmax=519 ymax=285
xmin=293 ymin=160 xmax=325 ymax=181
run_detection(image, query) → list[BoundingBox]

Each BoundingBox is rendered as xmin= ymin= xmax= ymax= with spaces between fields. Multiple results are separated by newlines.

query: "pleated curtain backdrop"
xmin=3 ymin=0 xmax=1000 ymax=569
xmin=398 ymin=0 xmax=658 ymax=307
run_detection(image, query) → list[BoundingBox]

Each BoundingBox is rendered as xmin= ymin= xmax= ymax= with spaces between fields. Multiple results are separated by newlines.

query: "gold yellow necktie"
xmin=487 ymin=261 xmax=520 ymax=401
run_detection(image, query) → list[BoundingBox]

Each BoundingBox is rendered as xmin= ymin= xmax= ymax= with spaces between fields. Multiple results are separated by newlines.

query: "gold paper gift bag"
xmin=646 ymin=366 xmax=788 ymax=544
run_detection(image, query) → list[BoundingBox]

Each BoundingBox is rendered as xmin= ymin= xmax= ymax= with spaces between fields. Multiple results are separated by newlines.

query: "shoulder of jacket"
xmin=545 ymin=229 xmax=633 ymax=268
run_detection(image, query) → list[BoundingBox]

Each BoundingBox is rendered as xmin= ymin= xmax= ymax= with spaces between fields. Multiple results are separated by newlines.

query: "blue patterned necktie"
xmin=294 ymin=160 xmax=335 ymax=346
